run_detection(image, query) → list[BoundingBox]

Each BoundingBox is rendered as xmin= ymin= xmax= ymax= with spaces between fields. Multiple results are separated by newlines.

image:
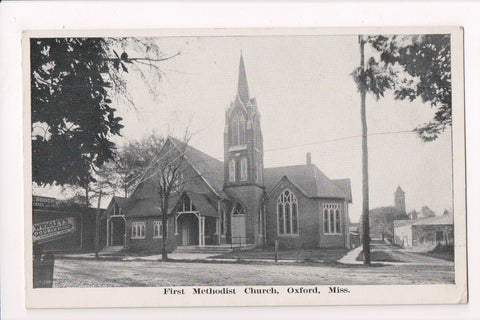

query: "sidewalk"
xmin=57 ymin=252 xmax=334 ymax=264
xmin=337 ymin=246 xmax=363 ymax=265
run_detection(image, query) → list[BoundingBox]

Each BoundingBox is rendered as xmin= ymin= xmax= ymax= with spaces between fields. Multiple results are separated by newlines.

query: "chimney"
xmin=306 ymin=152 xmax=312 ymax=165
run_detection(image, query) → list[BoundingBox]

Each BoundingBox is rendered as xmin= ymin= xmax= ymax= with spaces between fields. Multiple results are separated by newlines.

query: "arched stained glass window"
xmin=232 ymin=202 xmax=246 ymax=215
xmin=277 ymin=190 xmax=299 ymax=235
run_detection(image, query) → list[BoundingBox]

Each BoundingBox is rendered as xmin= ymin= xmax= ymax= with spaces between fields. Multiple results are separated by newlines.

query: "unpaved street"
xmin=53 ymin=259 xmax=454 ymax=288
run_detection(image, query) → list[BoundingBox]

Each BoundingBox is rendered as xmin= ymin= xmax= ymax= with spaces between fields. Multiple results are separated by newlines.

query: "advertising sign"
xmin=33 ymin=217 xmax=76 ymax=243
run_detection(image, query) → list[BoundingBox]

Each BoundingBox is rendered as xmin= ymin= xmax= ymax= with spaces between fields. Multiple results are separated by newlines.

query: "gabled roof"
xmin=332 ymin=179 xmax=352 ymax=202
xmin=169 ymin=137 xmax=228 ymax=199
xmin=113 ymin=196 xmax=133 ymax=210
xmin=129 ymin=137 xmax=228 ymax=200
xmin=185 ymin=191 xmax=219 ymax=218
xmin=264 ymin=164 xmax=351 ymax=201
xmin=120 ymin=192 xmax=182 ymax=218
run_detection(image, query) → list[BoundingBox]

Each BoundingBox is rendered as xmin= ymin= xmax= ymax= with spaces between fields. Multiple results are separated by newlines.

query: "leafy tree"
xmin=368 ymin=34 xmax=451 ymax=141
xmin=352 ymin=34 xmax=451 ymax=264
xmin=31 ymin=37 xmax=180 ymax=201
xmin=31 ymin=38 xmax=123 ymax=189
xmin=420 ymin=205 xmax=436 ymax=218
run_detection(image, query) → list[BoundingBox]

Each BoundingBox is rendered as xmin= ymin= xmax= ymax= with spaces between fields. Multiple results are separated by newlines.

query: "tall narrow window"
xmin=131 ymin=222 xmax=145 ymax=239
xmin=228 ymin=159 xmax=236 ymax=182
xmin=230 ymin=111 xmax=246 ymax=147
xmin=292 ymin=202 xmax=298 ymax=234
xmin=335 ymin=209 xmax=341 ymax=234
xmin=153 ymin=221 xmax=165 ymax=238
xmin=324 ymin=209 xmax=329 ymax=233
xmin=238 ymin=116 xmax=246 ymax=145
xmin=278 ymin=202 xmax=284 ymax=234
xmin=240 ymin=157 xmax=248 ymax=181
xmin=323 ymin=204 xmax=342 ymax=234
xmin=277 ymin=190 xmax=299 ymax=235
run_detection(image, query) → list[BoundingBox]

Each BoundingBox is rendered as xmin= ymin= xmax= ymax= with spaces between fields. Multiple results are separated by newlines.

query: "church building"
xmin=104 ymin=55 xmax=353 ymax=252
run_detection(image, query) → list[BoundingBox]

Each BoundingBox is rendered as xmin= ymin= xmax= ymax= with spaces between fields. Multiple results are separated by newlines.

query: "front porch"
xmin=174 ymin=211 xmax=221 ymax=247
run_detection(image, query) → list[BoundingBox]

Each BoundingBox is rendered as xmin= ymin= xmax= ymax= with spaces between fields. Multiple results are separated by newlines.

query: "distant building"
xmin=394 ymin=186 xmax=406 ymax=214
xmin=103 ymin=55 xmax=353 ymax=253
xmin=408 ymin=209 xmax=419 ymax=220
xmin=393 ymin=214 xmax=454 ymax=251
xmin=368 ymin=187 xmax=409 ymax=241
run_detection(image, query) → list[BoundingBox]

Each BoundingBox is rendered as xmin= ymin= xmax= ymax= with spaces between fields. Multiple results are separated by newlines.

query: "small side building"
xmin=33 ymin=195 xmax=101 ymax=252
xmin=393 ymin=214 xmax=454 ymax=251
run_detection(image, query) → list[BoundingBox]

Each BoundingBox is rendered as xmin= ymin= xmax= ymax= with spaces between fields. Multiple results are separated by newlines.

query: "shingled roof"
xmin=168 ymin=137 xmax=228 ymax=199
xmin=264 ymin=164 xmax=351 ymax=201
xmin=129 ymin=137 xmax=228 ymax=201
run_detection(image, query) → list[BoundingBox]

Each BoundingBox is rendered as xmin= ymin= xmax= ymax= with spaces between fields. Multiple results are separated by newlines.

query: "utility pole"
xmin=95 ymin=191 xmax=103 ymax=259
xmin=359 ymin=35 xmax=371 ymax=265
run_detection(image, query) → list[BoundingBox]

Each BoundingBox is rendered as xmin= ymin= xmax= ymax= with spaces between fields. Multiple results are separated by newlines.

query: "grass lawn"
xmin=355 ymin=250 xmax=402 ymax=262
xmin=209 ymin=247 xmax=348 ymax=262
xmin=416 ymin=245 xmax=454 ymax=262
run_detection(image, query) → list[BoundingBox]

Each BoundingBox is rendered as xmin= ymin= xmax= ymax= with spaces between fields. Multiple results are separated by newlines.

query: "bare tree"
xmin=138 ymin=134 xmax=190 ymax=260
xmin=100 ymin=133 xmax=191 ymax=260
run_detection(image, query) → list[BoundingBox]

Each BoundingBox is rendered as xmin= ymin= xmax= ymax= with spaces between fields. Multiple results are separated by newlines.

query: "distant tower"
xmin=394 ymin=186 xmax=406 ymax=214
xmin=223 ymin=53 xmax=264 ymax=246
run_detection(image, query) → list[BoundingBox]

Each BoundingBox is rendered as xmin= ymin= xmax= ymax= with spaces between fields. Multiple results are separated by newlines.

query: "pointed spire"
xmin=237 ymin=52 xmax=249 ymax=105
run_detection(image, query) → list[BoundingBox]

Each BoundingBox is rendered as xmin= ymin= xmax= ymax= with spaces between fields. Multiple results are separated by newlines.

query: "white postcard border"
xmin=22 ymin=27 xmax=467 ymax=308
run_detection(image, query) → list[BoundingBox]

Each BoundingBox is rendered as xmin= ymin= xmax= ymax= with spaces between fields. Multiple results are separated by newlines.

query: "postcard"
xmin=23 ymin=27 xmax=466 ymax=308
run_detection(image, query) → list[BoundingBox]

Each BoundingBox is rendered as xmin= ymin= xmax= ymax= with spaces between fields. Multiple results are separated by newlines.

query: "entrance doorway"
xmin=108 ymin=216 xmax=125 ymax=247
xmin=177 ymin=213 xmax=199 ymax=246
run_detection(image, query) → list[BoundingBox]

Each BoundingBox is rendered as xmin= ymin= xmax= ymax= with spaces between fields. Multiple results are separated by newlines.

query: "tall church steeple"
xmin=223 ymin=54 xmax=265 ymax=246
xmin=224 ymin=53 xmax=264 ymax=187
xmin=237 ymin=53 xmax=249 ymax=105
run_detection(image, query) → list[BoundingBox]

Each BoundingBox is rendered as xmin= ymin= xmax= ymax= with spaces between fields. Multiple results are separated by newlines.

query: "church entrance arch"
xmin=231 ymin=202 xmax=246 ymax=245
xmin=177 ymin=212 xmax=199 ymax=246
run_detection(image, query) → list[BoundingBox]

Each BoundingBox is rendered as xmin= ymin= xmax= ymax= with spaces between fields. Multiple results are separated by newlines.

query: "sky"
xmin=35 ymin=34 xmax=453 ymax=222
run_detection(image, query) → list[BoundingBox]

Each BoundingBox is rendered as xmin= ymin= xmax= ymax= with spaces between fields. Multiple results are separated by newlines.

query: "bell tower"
xmin=223 ymin=54 xmax=264 ymax=246
xmin=394 ymin=186 xmax=406 ymax=214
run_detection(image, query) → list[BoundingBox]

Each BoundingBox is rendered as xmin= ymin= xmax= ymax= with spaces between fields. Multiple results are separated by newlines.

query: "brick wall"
xmin=224 ymin=185 xmax=264 ymax=246
xmin=264 ymin=179 xmax=320 ymax=249
xmin=265 ymin=179 xmax=349 ymax=249
xmin=126 ymin=216 xmax=177 ymax=253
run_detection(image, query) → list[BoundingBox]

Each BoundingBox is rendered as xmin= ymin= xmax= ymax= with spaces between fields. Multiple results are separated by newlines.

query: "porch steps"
xmin=173 ymin=244 xmax=255 ymax=254
xmin=99 ymin=246 xmax=124 ymax=256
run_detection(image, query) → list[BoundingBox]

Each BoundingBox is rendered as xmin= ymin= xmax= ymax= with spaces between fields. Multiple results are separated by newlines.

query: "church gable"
xmin=263 ymin=164 xmax=350 ymax=201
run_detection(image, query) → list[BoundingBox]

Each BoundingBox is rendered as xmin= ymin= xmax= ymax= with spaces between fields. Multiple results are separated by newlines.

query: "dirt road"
xmin=53 ymin=259 xmax=454 ymax=288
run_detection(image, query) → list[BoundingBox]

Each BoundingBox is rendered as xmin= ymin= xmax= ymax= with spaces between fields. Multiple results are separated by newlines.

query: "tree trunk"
xmin=95 ymin=191 xmax=103 ymax=259
xmin=85 ymin=185 xmax=90 ymax=208
xmin=161 ymin=197 xmax=169 ymax=260
xmin=359 ymin=35 xmax=371 ymax=265
xmin=161 ymin=210 xmax=168 ymax=260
